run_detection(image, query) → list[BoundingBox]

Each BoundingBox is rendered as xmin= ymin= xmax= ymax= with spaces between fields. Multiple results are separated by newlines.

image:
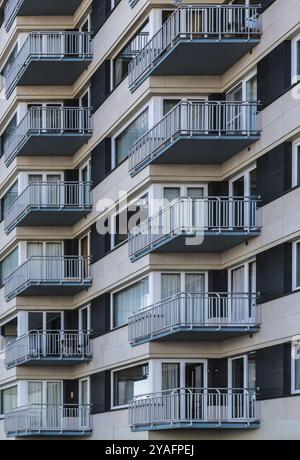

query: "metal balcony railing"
xmin=4 ymin=181 xmax=92 ymax=234
xmin=129 ymin=4 xmax=262 ymax=90
xmin=128 ymin=196 xmax=260 ymax=260
xmin=5 ymin=31 xmax=93 ymax=97
xmin=121 ymin=31 xmax=149 ymax=59
xmin=4 ymin=256 xmax=92 ymax=301
xmin=129 ymin=0 xmax=139 ymax=7
xmin=5 ymin=330 xmax=92 ymax=369
xmin=129 ymin=388 xmax=259 ymax=430
xmin=129 ymin=100 xmax=260 ymax=175
xmin=128 ymin=292 xmax=259 ymax=345
xmin=3 ymin=106 xmax=93 ymax=167
xmin=4 ymin=404 xmax=92 ymax=436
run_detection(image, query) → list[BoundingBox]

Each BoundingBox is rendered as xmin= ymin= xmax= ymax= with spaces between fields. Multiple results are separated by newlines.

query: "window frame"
xmin=111 ymin=361 xmax=150 ymax=409
xmin=111 ymin=104 xmax=150 ymax=169
xmin=110 ymin=275 xmax=150 ymax=330
xmin=0 ymin=384 xmax=19 ymax=417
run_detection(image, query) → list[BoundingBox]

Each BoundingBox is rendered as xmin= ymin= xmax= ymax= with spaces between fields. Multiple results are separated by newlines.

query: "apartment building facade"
xmin=0 ymin=0 xmax=299 ymax=440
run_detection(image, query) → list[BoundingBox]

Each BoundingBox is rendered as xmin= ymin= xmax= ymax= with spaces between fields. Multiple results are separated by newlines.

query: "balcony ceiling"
xmin=16 ymin=134 xmax=92 ymax=157
xmin=150 ymin=40 xmax=260 ymax=77
xmin=150 ymin=136 xmax=260 ymax=166
xmin=15 ymin=208 xmax=92 ymax=228
xmin=17 ymin=0 xmax=83 ymax=16
xmin=16 ymin=60 xmax=92 ymax=87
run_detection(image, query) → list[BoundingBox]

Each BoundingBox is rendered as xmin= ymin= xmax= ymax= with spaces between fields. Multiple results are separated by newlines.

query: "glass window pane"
xmin=297 ymin=242 xmax=300 ymax=288
xmin=163 ymin=99 xmax=181 ymax=116
xmin=295 ymin=345 xmax=300 ymax=391
xmin=297 ymin=147 xmax=300 ymax=186
xmin=3 ymin=181 xmax=18 ymax=211
xmin=1 ymin=386 xmax=18 ymax=414
xmin=161 ymin=274 xmax=181 ymax=299
xmin=115 ymin=109 xmax=149 ymax=166
xmin=163 ymin=188 xmax=180 ymax=203
xmin=114 ymin=364 xmax=149 ymax=406
xmin=113 ymin=277 xmax=149 ymax=327
xmin=297 ymin=40 xmax=300 ymax=79
xmin=2 ymin=248 xmax=19 ymax=283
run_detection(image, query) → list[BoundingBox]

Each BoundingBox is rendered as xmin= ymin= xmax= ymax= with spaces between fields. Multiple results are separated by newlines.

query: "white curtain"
xmin=162 ymin=363 xmax=180 ymax=391
xmin=231 ymin=266 xmax=245 ymax=293
xmin=114 ymin=277 xmax=149 ymax=327
xmin=46 ymin=175 xmax=61 ymax=206
xmin=27 ymin=243 xmax=43 ymax=281
xmin=28 ymin=382 xmax=43 ymax=405
xmin=28 ymin=174 xmax=43 ymax=206
xmin=47 ymin=382 xmax=62 ymax=406
xmin=46 ymin=243 xmax=63 ymax=281
xmin=161 ymin=274 xmax=181 ymax=300
xmin=185 ymin=274 xmax=205 ymax=293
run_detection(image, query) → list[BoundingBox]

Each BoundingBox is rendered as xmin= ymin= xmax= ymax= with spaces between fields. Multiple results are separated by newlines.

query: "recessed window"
xmin=0 ymin=386 xmax=18 ymax=415
xmin=113 ymin=364 xmax=149 ymax=407
xmin=292 ymin=35 xmax=300 ymax=84
xmin=0 ymin=247 xmax=19 ymax=286
xmin=292 ymin=142 xmax=300 ymax=187
xmin=115 ymin=108 xmax=149 ymax=166
xmin=293 ymin=241 xmax=300 ymax=290
xmin=113 ymin=21 xmax=149 ymax=88
xmin=113 ymin=277 xmax=149 ymax=328
xmin=292 ymin=344 xmax=300 ymax=393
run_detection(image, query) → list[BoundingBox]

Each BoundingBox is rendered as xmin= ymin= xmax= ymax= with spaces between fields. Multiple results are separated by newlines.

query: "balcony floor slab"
xmin=132 ymin=421 xmax=260 ymax=432
xmin=6 ymin=356 xmax=92 ymax=369
xmin=16 ymin=134 xmax=91 ymax=157
xmin=7 ymin=208 xmax=92 ymax=233
xmin=7 ymin=59 xmax=92 ymax=97
xmin=131 ymin=326 xmax=260 ymax=346
xmin=131 ymin=230 xmax=260 ymax=261
xmin=6 ymin=430 xmax=92 ymax=438
xmin=6 ymin=282 xmax=92 ymax=301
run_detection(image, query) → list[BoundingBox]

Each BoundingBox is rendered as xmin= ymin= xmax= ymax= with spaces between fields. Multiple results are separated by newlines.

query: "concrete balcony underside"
xmin=13 ymin=207 xmax=92 ymax=228
xmin=147 ymin=135 xmax=259 ymax=166
xmin=132 ymin=230 xmax=260 ymax=261
xmin=132 ymin=420 xmax=260 ymax=431
xmin=7 ymin=430 xmax=92 ymax=437
xmin=9 ymin=281 xmax=92 ymax=298
xmin=14 ymin=59 xmax=92 ymax=87
xmin=11 ymin=0 xmax=82 ymax=16
xmin=7 ymin=355 xmax=92 ymax=367
xmin=13 ymin=133 xmax=91 ymax=158
xmin=131 ymin=326 xmax=260 ymax=345
xmin=149 ymin=39 xmax=260 ymax=77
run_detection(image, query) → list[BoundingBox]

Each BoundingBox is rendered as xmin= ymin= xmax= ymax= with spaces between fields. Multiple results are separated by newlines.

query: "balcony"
xmin=5 ymin=330 xmax=92 ymax=369
xmin=5 ymin=32 xmax=93 ymax=98
xmin=4 ymin=256 xmax=92 ymax=301
xmin=128 ymin=292 xmax=260 ymax=346
xmin=4 ymin=0 xmax=84 ymax=31
xmin=4 ymin=106 xmax=93 ymax=167
xmin=5 ymin=404 xmax=92 ymax=437
xmin=129 ymin=100 xmax=260 ymax=176
xmin=129 ymin=388 xmax=259 ymax=431
xmin=128 ymin=196 xmax=261 ymax=261
xmin=4 ymin=181 xmax=92 ymax=234
xmin=129 ymin=4 xmax=262 ymax=91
